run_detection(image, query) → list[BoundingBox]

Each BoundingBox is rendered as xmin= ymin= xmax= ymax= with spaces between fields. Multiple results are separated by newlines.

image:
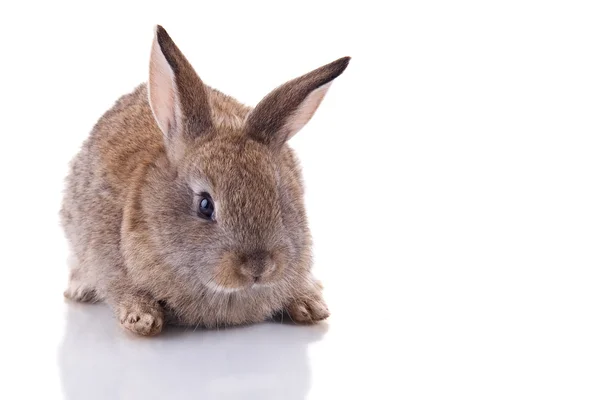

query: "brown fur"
xmin=60 ymin=25 xmax=349 ymax=336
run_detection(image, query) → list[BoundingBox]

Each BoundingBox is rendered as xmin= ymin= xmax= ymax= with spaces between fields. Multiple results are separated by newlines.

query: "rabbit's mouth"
xmin=205 ymin=250 xmax=286 ymax=292
xmin=201 ymin=276 xmax=278 ymax=294
xmin=202 ymin=279 xmax=246 ymax=294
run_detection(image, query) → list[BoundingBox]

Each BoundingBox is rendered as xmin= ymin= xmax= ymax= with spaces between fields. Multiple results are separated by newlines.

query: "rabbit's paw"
xmin=118 ymin=301 xmax=164 ymax=336
xmin=64 ymin=283 xmax=100 ymax=303
xmin=286 ymin=295 xmax=330 ymax=323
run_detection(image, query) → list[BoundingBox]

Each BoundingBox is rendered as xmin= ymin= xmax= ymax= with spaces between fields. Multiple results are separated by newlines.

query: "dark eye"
xmin=197 ymin=192 xmax=215 ymax=220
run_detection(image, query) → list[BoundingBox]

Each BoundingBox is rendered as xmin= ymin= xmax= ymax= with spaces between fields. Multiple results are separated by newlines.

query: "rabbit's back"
xmin=60 ymin=85 xmax=163 ymax=294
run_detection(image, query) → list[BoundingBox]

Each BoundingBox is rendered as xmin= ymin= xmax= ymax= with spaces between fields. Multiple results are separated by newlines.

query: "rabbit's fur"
xmin=60 ymin=25 xmax=349 ymax=336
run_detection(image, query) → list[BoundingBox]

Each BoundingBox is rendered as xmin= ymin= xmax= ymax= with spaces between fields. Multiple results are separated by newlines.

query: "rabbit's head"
xmin=142 ymin=26 xmax=349 ymax=293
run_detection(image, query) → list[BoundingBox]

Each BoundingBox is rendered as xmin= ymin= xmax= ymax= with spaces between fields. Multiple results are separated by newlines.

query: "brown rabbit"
xmin=60 ymin=25 xmax=350 ymax=336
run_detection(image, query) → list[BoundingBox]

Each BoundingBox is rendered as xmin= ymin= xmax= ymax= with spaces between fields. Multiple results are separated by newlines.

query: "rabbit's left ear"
xmin=245 ymin=57 xmax=350 ymax=149
xmin=148 ymin=25 xmax=213 ymax=162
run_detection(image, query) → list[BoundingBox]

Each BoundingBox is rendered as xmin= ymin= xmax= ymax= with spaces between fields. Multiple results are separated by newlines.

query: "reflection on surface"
xmin=58 ymin=303 xmax=326 ymax=399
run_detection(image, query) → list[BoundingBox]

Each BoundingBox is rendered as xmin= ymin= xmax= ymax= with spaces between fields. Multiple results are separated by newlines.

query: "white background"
xmin=1 ymin=1 xmax=599 ymax=399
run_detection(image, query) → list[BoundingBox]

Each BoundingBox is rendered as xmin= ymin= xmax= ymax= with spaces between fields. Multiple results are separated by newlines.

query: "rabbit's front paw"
xmin=118 ymin=301 xmax=164 ymax=336
xmin=286 ymin=295 xmax=330 ymax=323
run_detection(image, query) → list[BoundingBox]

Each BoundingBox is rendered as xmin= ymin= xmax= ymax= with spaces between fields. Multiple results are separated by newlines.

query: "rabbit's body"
xmin=61 ymin=26 xmax=349 ymax=335
xmin=62 ymin=85 xmax=310 ymax=328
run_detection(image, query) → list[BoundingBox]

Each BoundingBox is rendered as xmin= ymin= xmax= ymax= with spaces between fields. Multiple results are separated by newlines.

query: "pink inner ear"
xmin=148 ymin=34 xmax=176 ymax=135
xmin=284 ymin=82 xmax=332 ymax=141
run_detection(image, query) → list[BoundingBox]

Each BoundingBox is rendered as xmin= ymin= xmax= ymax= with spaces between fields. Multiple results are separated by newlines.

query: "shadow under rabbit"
xmin=58 ymin=303 xmax=328 ymax=400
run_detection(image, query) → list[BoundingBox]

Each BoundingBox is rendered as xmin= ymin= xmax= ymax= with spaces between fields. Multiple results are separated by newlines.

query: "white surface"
xmin=1 ymin=1 xmax=600 ymax=399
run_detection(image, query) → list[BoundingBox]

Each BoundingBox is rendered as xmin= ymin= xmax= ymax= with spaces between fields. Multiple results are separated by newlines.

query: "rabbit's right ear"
xmin=245 ymin=57 xmax=350 ymax=150
xmin=148 ymin=25 xmax=213 ymax=162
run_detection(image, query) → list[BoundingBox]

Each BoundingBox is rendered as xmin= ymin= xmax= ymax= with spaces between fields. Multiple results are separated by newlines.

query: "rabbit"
xmin=60 ymin=25 xmax=350 ymax=336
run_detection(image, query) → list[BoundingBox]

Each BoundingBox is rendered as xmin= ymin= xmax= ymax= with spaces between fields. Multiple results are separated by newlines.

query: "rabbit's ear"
xmin=245 ymin=57 xmax=350 ymax=149
xmin=148 ymin=25 xmax=212 ymax=162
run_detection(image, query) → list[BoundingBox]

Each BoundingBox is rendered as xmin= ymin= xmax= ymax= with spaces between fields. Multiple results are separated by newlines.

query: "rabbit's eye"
xmin=197 ymin=193 xmax=215 ymax=220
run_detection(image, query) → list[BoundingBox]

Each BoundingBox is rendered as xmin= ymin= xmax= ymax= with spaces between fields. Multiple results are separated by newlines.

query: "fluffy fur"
xmin=60 ymin=25 xmax=350 ymax=336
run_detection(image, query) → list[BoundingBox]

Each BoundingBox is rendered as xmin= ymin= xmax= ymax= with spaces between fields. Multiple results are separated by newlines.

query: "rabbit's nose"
xmin=239 ymin=250 xmax=275 ymax=281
